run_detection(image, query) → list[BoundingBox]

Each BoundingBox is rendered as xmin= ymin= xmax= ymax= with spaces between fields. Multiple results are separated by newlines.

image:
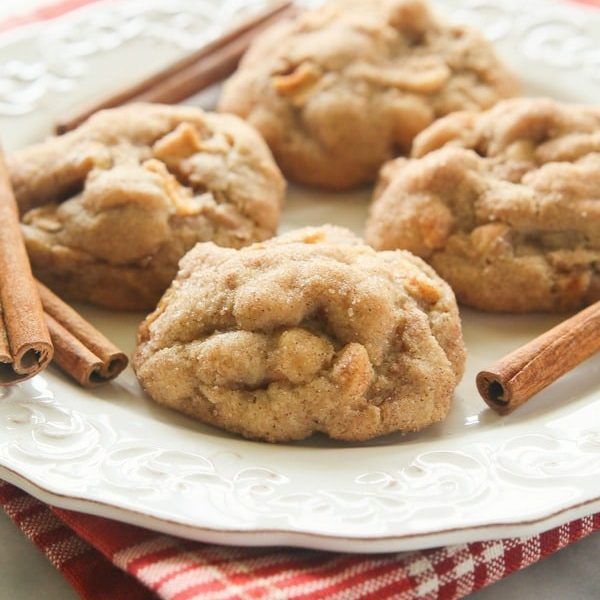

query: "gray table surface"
xmin=0 ymin=510 xmax=598 ymax=599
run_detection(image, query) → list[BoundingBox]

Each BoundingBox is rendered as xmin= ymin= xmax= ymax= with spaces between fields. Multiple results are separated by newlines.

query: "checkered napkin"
xmin=2 ymin=481 xmax=599 ymax=600
xmin=1 ymin=1 xmax=599 ymax=599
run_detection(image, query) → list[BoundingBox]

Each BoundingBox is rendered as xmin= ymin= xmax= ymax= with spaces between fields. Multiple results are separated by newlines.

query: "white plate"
xmin=0 ymin=0 xmax=599 ymax=553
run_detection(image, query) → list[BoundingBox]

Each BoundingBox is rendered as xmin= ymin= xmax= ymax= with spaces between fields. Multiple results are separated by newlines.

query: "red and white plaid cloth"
xmin=1 ymin=1 xmax=599 ymax=599
xmin=1 ymin=481 xmax=599 ymax=600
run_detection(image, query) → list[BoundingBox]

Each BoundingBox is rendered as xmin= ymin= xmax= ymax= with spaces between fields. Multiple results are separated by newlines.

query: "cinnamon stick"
xmin=37 ymin=282 xmax=128 ymax=387
xmin=477 ymin=301 xmax=600 ymax=414
xmin=0 ymin=148 xmax=53 ymax=386
xmin=131 ymin=25 xmax=268 ymax=105
xmin=56 ymin=1 xmax=296 ymax=134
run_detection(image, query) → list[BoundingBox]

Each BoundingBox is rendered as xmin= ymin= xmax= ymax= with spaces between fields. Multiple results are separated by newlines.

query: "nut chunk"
xmin=133 ymin=226 xmax=466 ymax=442
xmin=220 ymin=0 xmax=518 ymax=190
xmin=10 ymin=103 xmax=284 ymax=310
xmin=366 ymin=98 xmax=600 ymax=312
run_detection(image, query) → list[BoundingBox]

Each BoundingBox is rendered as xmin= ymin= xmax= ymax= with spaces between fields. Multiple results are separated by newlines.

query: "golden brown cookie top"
xmin=11 ymin=103 xmax=285 ymax=267
xmin=366 ymin=98 xmax=600 ymax=312
xmin=134 ymin=226 xmax=465 ymax=442
xmin=219 ymin=0 xmax=518 ymax=190
xmin=412 ymin=96 xmax=600 ymax=165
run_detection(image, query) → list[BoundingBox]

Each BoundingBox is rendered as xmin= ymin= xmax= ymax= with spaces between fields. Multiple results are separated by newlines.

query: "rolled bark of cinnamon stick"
xmin=55 ymin=1 xmax=296 ymax=133
xmin=477 ymin=301 xmax=600 ymax=414
xmin=38 ymin=282 xmax=128 ymax=387
xmin=131 ymin=26 xmax=268 ymax=106
xmin=0 ymin=148 xmax=53 ymax=386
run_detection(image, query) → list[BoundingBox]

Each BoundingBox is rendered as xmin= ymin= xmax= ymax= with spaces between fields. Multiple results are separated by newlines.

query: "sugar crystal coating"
xmin=134 ymin=226 xmax=466 ymax=442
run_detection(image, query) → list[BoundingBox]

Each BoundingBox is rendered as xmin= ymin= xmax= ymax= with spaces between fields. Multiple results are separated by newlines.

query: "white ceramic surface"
xmin=0 ymin=0 xmax=599 ymax=553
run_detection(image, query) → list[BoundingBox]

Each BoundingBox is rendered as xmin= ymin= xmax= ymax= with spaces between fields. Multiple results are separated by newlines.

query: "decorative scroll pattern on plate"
xmin=1 ymin=377 xmax=599 ymax=532
xmin=0 ymin=0 xmax=599 ymax=546
xmin=0 ymin=0 xmax=269 ymax=115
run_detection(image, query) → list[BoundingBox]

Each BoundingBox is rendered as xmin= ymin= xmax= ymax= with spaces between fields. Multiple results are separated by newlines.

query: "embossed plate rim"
xmin=1 ymin=463 xmax=600 ymax=553
xmin=0 ymin=0 xmax=599 ymax=553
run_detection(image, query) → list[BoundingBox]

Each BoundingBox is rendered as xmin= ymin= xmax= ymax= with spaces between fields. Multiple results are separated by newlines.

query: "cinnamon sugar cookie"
xmin=366 ymin=98 xmax=600 ymax=312
xmin=219 ymin=0 xmax=518 ymax=190
xmin=10 ymin=103 xmax=284 ymax=310
xmin=133 ymin=226 xmax=465 ymax=442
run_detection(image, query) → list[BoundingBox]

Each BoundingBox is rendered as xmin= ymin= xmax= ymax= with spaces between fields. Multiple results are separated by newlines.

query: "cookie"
xmin=10 ymin=103 xmax=285 ymax=311
xmin=365 ymin=98 xmax=600 ymax=312
xmin=133 ymin=226 xmax=465 ymax=442
xmin=219 ymin=0 xmax=518 ymax=190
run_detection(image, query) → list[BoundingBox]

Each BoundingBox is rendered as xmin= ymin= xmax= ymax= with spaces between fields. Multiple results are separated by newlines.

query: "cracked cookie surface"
xmin=365 ymin=97 xmax=600 ymax=312
xmin=10 ymin=103 xmax=285 ymax=310
xmin=133 ymin=226 xmax=465 ymax=442
xmin=219 ymin=0 xmax=518 ymax=190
